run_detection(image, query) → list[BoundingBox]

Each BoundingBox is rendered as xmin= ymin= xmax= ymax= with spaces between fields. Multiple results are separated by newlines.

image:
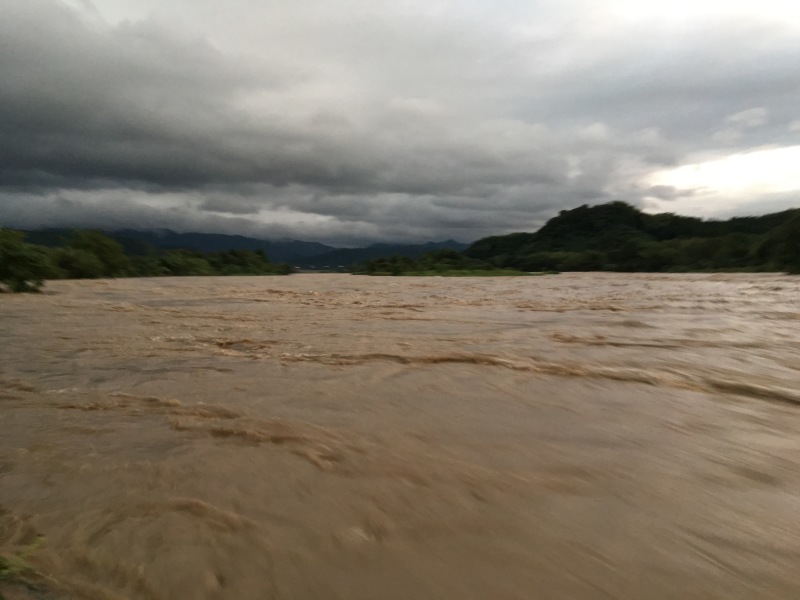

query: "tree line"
xmin=0 ymin=229 xmax=292 ymax=292
xmin=353 ymin=249 xmax=530 ymax=275
xmin=464 ymin=202 xmax=800 ymax=274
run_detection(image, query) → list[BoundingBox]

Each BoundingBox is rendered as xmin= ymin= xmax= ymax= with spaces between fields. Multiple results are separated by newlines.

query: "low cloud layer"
xmin=1 ymin=0 xmax=799 ymax=244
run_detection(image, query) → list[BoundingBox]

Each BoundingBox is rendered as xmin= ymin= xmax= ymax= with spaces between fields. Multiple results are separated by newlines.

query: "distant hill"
xmin=19 ymin=228 xmax=340 ymax=264
xmin=19 ymin=228 xmax=467 ymax=268
xmin=464 ymin=202 xmax=800 ymax=272
xmin=111 ymin=230 xmax=336 ymax=263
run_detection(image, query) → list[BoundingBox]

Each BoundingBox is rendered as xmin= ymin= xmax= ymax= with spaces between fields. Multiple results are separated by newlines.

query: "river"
xmin=2 ymin=273 xmax=799 ymax=599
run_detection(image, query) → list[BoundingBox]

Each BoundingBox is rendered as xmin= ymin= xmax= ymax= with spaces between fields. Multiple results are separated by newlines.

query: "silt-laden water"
xmin=1 ymin=273 xmax=800 ymax=599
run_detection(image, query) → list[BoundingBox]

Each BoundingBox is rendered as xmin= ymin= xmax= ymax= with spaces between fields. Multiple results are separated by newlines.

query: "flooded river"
xmin=2 ymin=273 xmax=800 ymax=599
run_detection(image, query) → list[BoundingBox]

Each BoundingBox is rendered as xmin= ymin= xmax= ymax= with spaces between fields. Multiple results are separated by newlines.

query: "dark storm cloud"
xmin=1 ymin=0 xmax=799 ymax=243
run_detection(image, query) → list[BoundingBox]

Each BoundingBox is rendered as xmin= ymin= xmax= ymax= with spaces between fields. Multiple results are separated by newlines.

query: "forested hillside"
xmin=465 ymin=202 xmax=800 ymax=273
xmin=0 ymin=229 xmax=291 ymax=292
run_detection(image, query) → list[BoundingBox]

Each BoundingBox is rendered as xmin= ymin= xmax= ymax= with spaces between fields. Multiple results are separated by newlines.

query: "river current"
xmin=1 ymin=273 xmax=799 ymax=599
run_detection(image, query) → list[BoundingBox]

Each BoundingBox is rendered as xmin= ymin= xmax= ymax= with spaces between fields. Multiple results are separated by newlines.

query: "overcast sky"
xmin=1 ymin=0 xmax=799 ymax=245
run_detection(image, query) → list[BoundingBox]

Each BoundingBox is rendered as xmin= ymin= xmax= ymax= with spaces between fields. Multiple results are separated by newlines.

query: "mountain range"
xmin=21 ymin=228 xmax=467 ymax=268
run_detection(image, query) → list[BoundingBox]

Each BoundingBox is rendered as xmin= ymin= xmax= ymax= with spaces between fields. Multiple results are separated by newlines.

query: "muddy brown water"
xmin=1 ymin=273 xmax=800 ymax=599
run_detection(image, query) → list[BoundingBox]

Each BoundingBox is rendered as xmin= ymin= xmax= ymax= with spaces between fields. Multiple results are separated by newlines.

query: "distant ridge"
xmin=19 ymin=228 xmax=467 ymax=268
xmin=113 ymin=230 xmax=335 ymax=263
xmin=464 ymin=202 xmax=800 ymax=272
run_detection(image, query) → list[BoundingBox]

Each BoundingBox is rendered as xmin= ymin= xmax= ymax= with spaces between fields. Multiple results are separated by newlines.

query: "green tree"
xmin=68 ymin=231 xmax=130 ymax=277
xmin=766 ymin=215 xmax=800 ymax=273
xmin=54 ymin=247 xmax=106 ymax=279
xmin=0 ymin=229 xmax=60 ymax=292
xmin=608 ymin=239 xmax=645 ymax=271
xmin=159 ymin=250 xmax=215 ymax=276
xmin=126 ymin=254 xmax=166 ymax=277
xmin=208 ymin=249 xmax=274 ymax=274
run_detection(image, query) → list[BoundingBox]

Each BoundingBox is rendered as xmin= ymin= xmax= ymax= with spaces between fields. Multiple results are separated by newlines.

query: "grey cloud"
xmin=522 ymin=22 xmax=800 ymax=148
xmin=200 ymin=197 xmax=264 ymax=215
xmin=643 ymin=185 xmax=698 ymax=201
xmin=1 ymin=0 xmax=799 ymax=243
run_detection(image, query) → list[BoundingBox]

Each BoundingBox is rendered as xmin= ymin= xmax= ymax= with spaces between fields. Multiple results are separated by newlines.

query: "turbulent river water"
xmin=1 ymin=273 xmax=800 ymax=599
